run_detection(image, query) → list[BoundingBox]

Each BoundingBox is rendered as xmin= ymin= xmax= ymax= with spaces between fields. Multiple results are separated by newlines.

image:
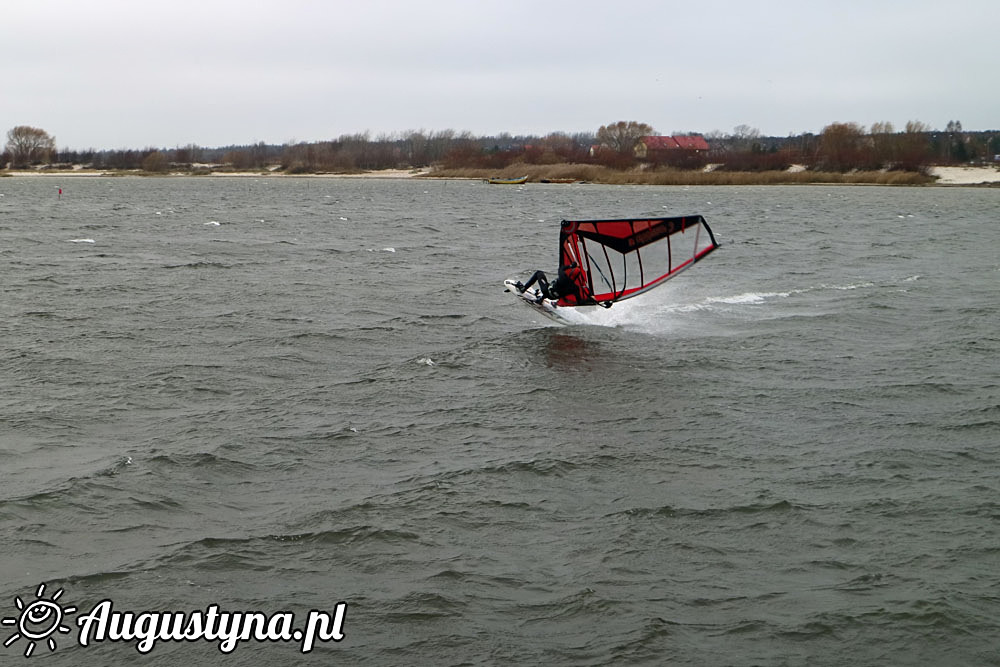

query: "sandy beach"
xmin=929 ymin=165 xmax=1000 ymax=184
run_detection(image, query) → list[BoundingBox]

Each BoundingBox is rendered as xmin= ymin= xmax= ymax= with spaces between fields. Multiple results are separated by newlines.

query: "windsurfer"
xmin=515 ymin=262 xmax=597 ymax=306
xmin=507 ymin=215 xmax=718 ymax=315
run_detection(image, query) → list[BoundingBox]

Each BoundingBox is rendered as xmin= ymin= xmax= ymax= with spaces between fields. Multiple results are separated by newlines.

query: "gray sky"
xmin=3 ymin=0 xmax=997 ymax=150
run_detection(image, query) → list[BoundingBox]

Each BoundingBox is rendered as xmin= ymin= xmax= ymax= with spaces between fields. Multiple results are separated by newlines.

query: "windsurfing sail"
xmin=557 ymin=215 xmax=719 ymax=306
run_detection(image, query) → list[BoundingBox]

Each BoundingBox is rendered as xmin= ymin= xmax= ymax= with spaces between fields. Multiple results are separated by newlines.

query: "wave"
xmin=162 ymin=261 xmax=233 ymax=269
xmin=129 ymin=525 xmax=425 ymax=575
xmin=703 ymin=291 xmax=793 ymax=305
xmin=615 ymin=499 xmax=800 ymax=520
xmin=380 ymin=591 xmax=465 ymax=621
xmin=0 ymin=455 xmax=135 ymax=507
xmin=147 ymin=452 xmax=257 ymax=472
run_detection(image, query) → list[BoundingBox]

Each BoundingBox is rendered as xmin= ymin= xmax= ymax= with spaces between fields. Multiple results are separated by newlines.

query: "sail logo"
xmin=2 ymin=583 xmax=347 ymax=657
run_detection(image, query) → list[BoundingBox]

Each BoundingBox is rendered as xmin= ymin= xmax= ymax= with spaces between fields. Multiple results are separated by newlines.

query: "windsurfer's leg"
xmin=536 ymin=275 xmax=554 ymax=300
xmin=522 ymin=270 xmax=547 ymax=291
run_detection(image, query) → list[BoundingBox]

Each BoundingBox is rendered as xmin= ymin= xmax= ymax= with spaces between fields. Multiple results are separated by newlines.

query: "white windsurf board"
xmin=503 ymin=279 xmax=571 ymax=325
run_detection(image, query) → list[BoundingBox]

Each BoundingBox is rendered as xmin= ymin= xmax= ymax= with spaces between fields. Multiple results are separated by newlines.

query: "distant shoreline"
xmin=3 ymin=165 xmax=998 ymax=186
xmin=0 ymin=167 xmax=429 ymax=180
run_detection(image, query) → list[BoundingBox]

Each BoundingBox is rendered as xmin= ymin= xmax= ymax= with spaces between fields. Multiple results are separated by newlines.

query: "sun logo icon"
xmin=2 ymin=583 xmax=77 ymax=657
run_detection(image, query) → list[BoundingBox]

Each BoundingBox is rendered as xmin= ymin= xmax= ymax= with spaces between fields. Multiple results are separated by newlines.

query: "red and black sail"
xmin=557 ymin=216 xmax=719 ymax=306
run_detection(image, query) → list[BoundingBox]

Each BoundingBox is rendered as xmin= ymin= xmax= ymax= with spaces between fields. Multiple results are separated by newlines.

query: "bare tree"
xmin=5 ymin=126 xmax=56 ymax=168
xmin=173 ymin=143 xmax=202 ymax=165
xmin=731 ymin=124 xmax=761 ymax=151
xmin=870 ymin=121 xmax=896 ymax=167
xmin=818 ymin=122 xmax=865 ymax=171
xmin=898 ymin=121 xmax=932 ymax=172
xmin=141 ymin=150 xmax=168 ymax=172
xmin=596 ymin=121 xmax=655 ymax=154
xmin=404 ymin=130 xmax=428 ymax=166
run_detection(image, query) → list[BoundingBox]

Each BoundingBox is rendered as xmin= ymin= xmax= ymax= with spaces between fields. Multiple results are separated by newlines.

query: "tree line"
xmin=4 ymin=121 xmax=999 ymax=174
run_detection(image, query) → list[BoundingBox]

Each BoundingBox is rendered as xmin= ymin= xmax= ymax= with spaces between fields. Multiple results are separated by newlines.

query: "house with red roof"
xmin=635 ymin=135 xmax=710 ymax=160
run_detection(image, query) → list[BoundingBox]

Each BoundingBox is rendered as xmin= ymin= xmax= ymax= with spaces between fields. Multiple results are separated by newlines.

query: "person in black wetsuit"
xmin=514 ymin=262 xmax=592 ymax=305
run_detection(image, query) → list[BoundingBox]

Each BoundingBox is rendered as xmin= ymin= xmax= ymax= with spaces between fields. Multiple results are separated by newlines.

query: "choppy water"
xmin=1 ymin=176 xmax=998 ymax=665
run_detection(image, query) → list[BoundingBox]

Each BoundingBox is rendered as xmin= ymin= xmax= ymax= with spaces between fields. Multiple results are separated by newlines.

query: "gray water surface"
xmin=1 ymin=177 xmax=998 ymax=665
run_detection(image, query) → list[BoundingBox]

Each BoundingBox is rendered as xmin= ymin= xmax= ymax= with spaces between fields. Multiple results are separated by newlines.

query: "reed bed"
xmin=423 ymin=164 xmax=935 ymax=186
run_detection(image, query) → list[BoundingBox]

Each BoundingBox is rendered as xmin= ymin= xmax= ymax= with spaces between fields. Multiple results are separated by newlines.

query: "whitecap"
xmin=416 ymin=357 xmax=435 ymax=366
xmin=205 ymin=221 xmax=220 ymax=226
xmin=706 ymin=291 xmax=790 ymax=305
xmin=68 ymin=238 xmax=95 ymax=243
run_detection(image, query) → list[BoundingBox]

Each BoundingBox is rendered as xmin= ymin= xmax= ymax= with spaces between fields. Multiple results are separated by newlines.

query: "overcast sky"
xmin=3 ymin=0 xmax=997 ymax=150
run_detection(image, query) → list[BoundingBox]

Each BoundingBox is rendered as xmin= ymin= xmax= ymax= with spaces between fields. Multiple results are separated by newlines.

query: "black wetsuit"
xmin=521 ymin=270 xmax=550 ymax=298
xmin=522 ymin=269 xmax=576 ymax=300
xmin=520 ymin=265 xmax=610 ymax=308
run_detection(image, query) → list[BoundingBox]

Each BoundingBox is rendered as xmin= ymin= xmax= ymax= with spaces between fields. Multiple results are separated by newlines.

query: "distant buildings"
xmin=633 ymin=135 xmax=710 ymax=160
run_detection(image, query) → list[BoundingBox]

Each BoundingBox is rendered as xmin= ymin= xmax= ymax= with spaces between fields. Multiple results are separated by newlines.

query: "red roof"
xmin=641 ymin=136 xmax=680 ymax=150
xmin=640 ymin=135 xmax=710 ymax=151
xmin=673 ymin=135 xmax=710 ymax=151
